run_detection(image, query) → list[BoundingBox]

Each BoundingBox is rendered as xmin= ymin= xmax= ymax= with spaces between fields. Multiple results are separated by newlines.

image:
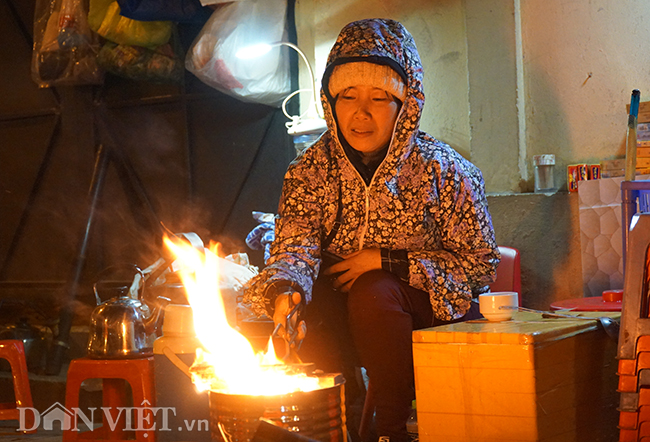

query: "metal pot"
xmin=0 ymin=318 xmax=50 ymax=372
xmin=87 ymin=265 xmax=170 ymax=358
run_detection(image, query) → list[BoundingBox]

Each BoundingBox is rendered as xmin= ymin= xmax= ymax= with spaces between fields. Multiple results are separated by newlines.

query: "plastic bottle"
xmin=406 ymin=399 xmax=418 ymax=441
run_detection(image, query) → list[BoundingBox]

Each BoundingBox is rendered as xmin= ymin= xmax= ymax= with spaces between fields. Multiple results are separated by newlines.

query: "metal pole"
xmin=45 ymin=144 xmax=110 ymax=375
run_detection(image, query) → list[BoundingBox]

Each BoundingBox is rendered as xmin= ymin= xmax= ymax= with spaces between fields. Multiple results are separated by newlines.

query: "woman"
xmin=244 ymin=18 xmax=500 ymax=442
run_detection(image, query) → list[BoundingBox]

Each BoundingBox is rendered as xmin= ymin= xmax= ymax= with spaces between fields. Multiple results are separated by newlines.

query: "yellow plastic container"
xmin=412 ymin=311 xmax=619 ymax=442
xmin=153 ymin=305 xmax=210 ymax=441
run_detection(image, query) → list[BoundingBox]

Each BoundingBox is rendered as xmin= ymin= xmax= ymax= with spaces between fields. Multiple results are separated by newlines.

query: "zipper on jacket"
xmin=329 ymin=114 xmax=372 ymax=251
xmin=357 ymin=106 xmax=403 ymax=250
xmin=330 ymin=97 xmax=405 ymax=251
xmin=358 ymin=188 xmax=370 ymax=249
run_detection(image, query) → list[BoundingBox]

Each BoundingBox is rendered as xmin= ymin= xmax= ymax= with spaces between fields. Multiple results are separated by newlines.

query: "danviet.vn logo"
xmin=18 ymin=400 xmax=209 ymax=434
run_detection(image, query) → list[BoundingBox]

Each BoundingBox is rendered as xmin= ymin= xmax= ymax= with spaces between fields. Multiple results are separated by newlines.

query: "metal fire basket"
xmin=208 ymin=374 xmax=346 ymax=442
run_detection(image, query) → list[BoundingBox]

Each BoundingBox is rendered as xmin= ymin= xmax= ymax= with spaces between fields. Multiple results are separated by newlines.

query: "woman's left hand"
xmin=323 ymin=248 xmax=382 ymax=292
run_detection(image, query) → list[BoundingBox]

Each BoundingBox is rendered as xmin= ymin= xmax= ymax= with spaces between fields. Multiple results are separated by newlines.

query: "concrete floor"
xmin=0 ymin=370 xmax=66 ymax=442
xmin=0 ymin=427 xmax=62 ymax=442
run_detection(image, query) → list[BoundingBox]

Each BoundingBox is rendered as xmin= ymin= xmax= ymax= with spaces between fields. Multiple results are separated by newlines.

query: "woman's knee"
xmin=347 ymin=270 xmax=404 ymax=313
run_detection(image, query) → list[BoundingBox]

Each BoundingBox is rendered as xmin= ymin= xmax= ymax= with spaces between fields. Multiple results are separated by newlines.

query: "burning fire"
xmin=163 ymin=235 xmax=323 ymax=396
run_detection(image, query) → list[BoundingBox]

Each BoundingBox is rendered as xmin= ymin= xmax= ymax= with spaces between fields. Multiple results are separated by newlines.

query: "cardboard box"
xmin=627 ymin=101 xmax=650 ymax=123
xmin=600 ymin=158 xmax=626 ymax=171
xmin=413 ymin=312 xmax=619 ymax=442
xmin=599 ymin=158 xmax=650 ymax=177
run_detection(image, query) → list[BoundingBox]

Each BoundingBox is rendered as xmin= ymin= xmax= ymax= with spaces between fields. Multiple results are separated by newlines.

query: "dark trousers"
xmin=298 ymin=269 xmax=482 ymax=442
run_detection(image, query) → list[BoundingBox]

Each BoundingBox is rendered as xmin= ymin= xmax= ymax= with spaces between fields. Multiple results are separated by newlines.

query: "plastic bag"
xmin=116 ymin=0 xmax=211 ymax=23
xmin=185 ymin=0 xmax=291 ymax=107
xmin=245 ymin=211 xmax=276 ymax=264
xmin=97 ymin=40 xmax=184 ymax=83
xmin=88 ymin=0 xmax=172 ymax=48
xmin=32 ymin=0 xmax=104 ymax=87
xmin=143 ymin=232 xmax=258 ymax=328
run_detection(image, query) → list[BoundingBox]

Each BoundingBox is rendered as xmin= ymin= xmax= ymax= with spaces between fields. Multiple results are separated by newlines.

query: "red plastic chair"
xmin=0 ymin=340 xmax=36 ymax=433
xmin=489 ymin=246 xmax=522 ymax=305
xmin=63 ymin=357 xmax=156 ymax=442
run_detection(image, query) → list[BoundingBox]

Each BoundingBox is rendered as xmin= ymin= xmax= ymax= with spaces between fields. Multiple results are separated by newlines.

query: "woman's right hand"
xmin=273 ymin=291 xmax=306 ymax=345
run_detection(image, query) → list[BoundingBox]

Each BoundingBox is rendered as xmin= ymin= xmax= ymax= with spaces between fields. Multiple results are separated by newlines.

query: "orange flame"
xmin=163 ymin=235 xmax=322 ymax=395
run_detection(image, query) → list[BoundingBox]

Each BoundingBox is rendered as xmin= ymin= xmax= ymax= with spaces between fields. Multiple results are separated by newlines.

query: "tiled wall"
xmin=577 ymin=177 xmax=650 ymax=297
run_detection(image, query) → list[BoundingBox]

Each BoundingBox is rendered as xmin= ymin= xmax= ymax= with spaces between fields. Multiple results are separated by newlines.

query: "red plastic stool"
xmin=63 ymin=357 xmax=156 ymax=442
xmin=0 ymin=340 xmax=36 ymax=433
xmin=549 ymin=289 xmax=623 ymax=312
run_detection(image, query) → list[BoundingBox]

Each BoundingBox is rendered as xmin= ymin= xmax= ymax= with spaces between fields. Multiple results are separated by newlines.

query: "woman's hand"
xmin=273 ymin=291 xmax=305 ymax=344
xmin=323 ymin=248 xmax=382 ymax=292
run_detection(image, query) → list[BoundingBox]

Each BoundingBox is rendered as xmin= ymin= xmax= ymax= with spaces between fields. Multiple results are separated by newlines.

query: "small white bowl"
xmin=479 ymin=292 xmax=519 ymax=322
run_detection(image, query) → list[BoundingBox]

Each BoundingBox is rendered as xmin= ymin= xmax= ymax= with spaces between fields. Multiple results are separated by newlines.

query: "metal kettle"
xmin=87 ymin=265 xmax=170 ymax=358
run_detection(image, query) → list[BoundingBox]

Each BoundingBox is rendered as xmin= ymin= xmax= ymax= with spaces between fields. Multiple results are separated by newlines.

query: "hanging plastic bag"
xmin=97 ymin=40 xmax=184 ymax=83
xmin=32 ymin=0 xmax=104 ymax=87
xmin=185 ymin=0 xmax=291 ymax=107
xmin=115 ymin=0 xmax=211 ymax=23
xmin=88 ymin=0 xmax=172 ymax=48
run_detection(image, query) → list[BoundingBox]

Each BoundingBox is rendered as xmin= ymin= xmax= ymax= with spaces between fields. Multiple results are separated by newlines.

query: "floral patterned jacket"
xmin=243 ymin=18 xmax=500 ymax=321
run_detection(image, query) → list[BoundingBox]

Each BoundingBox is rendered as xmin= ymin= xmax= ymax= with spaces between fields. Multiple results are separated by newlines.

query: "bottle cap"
xmin=533 ymin=154 xmax=555 ymax=166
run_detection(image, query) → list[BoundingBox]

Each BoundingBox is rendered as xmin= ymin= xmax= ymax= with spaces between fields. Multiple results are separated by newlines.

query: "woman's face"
xmin=334 ymin=85 xmax=400 ymax=154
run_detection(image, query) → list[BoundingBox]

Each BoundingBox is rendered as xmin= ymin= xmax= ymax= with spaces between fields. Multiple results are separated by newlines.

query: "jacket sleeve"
xmin=242 ymin=153 xmax=328 ymax=317
xmin=407 ymin=158 xmax=500 ymax=321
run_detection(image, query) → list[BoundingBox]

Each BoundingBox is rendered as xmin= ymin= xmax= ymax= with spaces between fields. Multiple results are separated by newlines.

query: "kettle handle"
xmin=93 ymin=264 xmax=145 ymax=306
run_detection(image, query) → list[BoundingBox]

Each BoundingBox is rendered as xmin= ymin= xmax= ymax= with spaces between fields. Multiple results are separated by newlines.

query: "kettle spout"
xmin=143 ymin=296 xmax=172 ymax=336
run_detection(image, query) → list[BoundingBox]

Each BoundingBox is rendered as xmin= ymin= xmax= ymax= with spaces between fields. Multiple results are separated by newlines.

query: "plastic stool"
xmin=0 ymin=340 xmax=36 ymax=433
xmin=63 ymin=357 xmax=156 ymax=442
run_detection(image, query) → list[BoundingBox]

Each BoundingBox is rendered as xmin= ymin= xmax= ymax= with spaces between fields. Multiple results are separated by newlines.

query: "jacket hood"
xmin=321 ymin=18 xmax=425 ymax=159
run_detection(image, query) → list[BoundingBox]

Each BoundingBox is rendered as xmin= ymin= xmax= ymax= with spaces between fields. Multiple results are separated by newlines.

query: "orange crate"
xmin=619 ymin=410 xmax=639 ymax=430
xmin=638 ymin=336 xmax=650 ymax=353
xmin=641 ymin=420 xmax=650 ymax=437
xmin=640 ymin=389 xmax=650 ymax=407
xmin=620 ymin=374 xmax=639 ymax=392
xmin=621 ymin=427 xmax=639 ymax=442
xmin=620 ymin=359 xmax=637 ymax=376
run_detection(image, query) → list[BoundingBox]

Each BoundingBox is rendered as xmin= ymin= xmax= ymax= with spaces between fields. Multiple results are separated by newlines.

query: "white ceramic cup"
xmin=478 ymin=292 xmax=519 ymax=322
